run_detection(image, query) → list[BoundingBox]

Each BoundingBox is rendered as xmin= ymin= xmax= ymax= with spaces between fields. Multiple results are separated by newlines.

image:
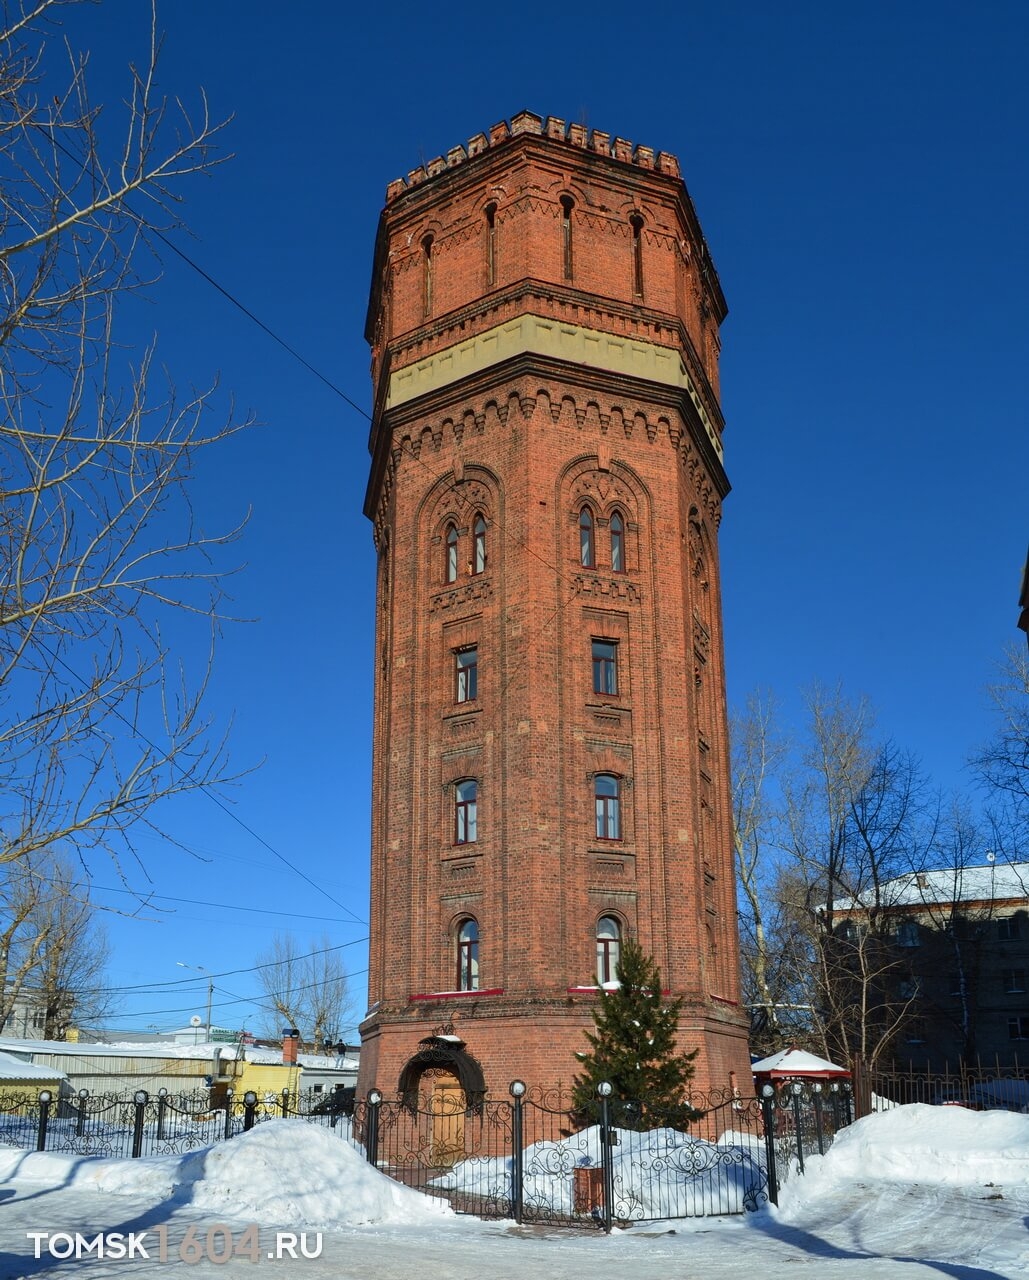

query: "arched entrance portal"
xmin=397 ymin=1032 xmax=486 ymax=1168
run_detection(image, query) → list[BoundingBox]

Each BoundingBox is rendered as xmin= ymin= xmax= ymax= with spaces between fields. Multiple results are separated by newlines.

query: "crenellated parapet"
xmin=384 ymin=110 xmax=682 ymax=203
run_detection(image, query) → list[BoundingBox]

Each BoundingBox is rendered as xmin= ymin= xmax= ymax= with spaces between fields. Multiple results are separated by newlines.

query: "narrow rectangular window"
xmin=1009 ymin=1015 xmax=1029 ymax=1041
xmin=1004 ymin=969 xmax=1026 ymax=994
xmin=591 ymin=640 xmax=618 ymax=696
xmin=999 ymin=917 xmax=1020 ymax=941
xmin=561 ymin=197 xmax=574 ymax=280
xmin=456 ymin=647 xmax=478 ymax=703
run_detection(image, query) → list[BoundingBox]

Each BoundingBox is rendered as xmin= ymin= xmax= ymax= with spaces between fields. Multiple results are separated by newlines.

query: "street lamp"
xmin=177 ymin=962 xmax=214 ymax=1040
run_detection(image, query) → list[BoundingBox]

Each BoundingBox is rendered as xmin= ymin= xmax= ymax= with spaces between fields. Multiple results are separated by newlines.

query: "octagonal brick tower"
xmin=359 ymin=112 xmax=750 ymax=1104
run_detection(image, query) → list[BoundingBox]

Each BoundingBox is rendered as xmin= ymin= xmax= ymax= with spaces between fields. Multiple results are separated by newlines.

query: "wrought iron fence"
xmin=867 ymin=1059 xmax=1029 ymax=1113
xmin=0 ymin=1080 xmax=854 ymax=1228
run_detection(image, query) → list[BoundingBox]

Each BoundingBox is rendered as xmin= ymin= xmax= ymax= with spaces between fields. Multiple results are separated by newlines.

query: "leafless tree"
xmin=256 ymin=934 xmax=354 ymax=1051
xmin=0 ymin=854 xmax=115 ymax=1036
xmin=0 ymin=2 xmax=250 ymax=885
xmin=731 ymin=692 xmax=797 ymax=1053
xmin=778 ymin=686 xmax=937 ymax=1068
xmin=973 ymin=645 xmax=1029 ymax=858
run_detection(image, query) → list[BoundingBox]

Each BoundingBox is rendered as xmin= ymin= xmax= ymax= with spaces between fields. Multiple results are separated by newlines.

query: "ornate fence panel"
xmin=515 ymin=1087 xmax=610 ymax=1227
xmin=0 ymin=1091 xmax=39 ymax=1151
xmin=363 ymin=1090 xmax=515 ymax=1219
xmin=608 ymin=1090 xmax=770 ymax=1221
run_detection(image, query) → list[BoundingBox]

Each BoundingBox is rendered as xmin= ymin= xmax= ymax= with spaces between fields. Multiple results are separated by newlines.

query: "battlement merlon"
xmin=373 ymin=110 xmax=726 ymax=318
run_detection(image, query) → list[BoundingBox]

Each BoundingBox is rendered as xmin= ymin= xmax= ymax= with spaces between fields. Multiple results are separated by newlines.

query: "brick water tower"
xmin=358 ymin=113 xmax=750 ymax=1105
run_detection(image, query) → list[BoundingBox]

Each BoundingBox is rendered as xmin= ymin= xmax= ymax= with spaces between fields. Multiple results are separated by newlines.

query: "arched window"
xmin=457 ymin=918 xmax=479 ymax=991
xmin=610 ymin=511 xmax=625 ymax=573
xmin=455 ymin=779 xmax=478 ymax=844
xmin=445 ymin=524 xmax=458 ymax=584
xmin=422 ymin=234 xmax=434 ymax=316
xmin=579 ymin=507 xmax=595 ymax=568
xmin=596 ymin=916 xmax=621 ymax=986
xmin=485 ymin=203 xmax=497 ymax=288
xmin=473 ymin=515 xmax=487 ymax=575
xmin=594 ymin=774 xmax=621 ymax=841
xmin=630 ymin=214 xmax=644 ymax=298
xmin=560 ymin=196 xmax=574 ymax=280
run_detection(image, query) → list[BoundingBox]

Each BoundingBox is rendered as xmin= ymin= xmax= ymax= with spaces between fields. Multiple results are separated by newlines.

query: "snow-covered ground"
xmin=1 ymin=1105 xmax=1027 ymax=1278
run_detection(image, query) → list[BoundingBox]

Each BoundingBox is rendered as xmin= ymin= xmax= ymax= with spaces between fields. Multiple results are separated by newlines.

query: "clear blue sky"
xmin=41 ymin=1 xmax=1027 ymax=1040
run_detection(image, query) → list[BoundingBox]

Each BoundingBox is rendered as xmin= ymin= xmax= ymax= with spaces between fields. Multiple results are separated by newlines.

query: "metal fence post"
xmin=365 ymin=1089 xmax=382 ymax=1166
xmin=509 ymin=1080 xmax=526 ymax=1225
xmin=597 ymin=1082 xmax=614 ymax=1234
xmin=223 ymin=1090 xmax=234 ymax=1141
xmin=790 ymin=1082 xmax=805 ymax=1175
xmin=36 ymin=1090 xmax=52 ymax=1153
xmin=812 ymin=1082 xmax=825 ymax=1155
xmin=75 ymin=1089 xmax=89 ymax=1138
xmin=243 ymin=1090 xmax=258 ymax=1132
xmin=131 ymin=1090 xmax=148 ymax=1159
xmin=280 ymin=1087 xmax=290 ymax=1118
xmin=760 ymin=1084 xmax=778 ymax=1206
xmin=156 ymin=1088 xmax=168 ymax=1141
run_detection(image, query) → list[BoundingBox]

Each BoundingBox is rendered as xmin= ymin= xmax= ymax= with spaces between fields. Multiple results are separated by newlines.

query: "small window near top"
xmin=610 ymin=511 xmax=625 ymax=573
xmin=1008 ymin=1015 xmax=1029 ymax=1041
xmin=596 ymin=916 xmax=621 ymax=986
xmin=422 ymin=234 xmax=434 ymax=316
xmin=457 ymin=917 xmax=479 ymax=991
xmin=1004 ymin=969 xmax=1026 ymax=994
xmin=473 ymin=515 xmax=487 ymax=575
xmin=594 ymin=774 xmax=621 ymax=841
xmin=579 ymin=508 xmax=595 ymax=568
xmin=630 ymin=214 xmax=645 ymax=298
xmin=456 ymin=647 xmax=478 ymax=704
xmin=896 ymin=920 xmax=920 ymax=948
xmin=999 ymin=917 xmax=1021 ymax=941
xmin=560 ymin=195 xmax=574 ymax=280
xmin=592 ymin=639 xmax=618 ymax=696
xmin=485 ymin=203 xmax=497 ymax=288
xmin=445 ymin=524 xmax=458 ymax=584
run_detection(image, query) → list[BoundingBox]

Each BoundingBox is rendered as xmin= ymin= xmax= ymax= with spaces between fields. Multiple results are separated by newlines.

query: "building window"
xmin=1008 ymin=1015 xmax=1029 ymax=1041
xmin=1004 ymin=969 xmax=1026 ymax=994
xmin=457 ymin=917 xmax=479 ymax=991
xmin=422 ymin=234 xmax=434 ymax=316
xmin=445 ymin=524 xmax=458 ymax=584
xmin=592 ymin=639 xmax=618 ymax=696
xmin=560 ymin=195 xmax=574 ymax=280
xmin=594 ymin=774 xmax=621 ymax=841
xmin=610 ymin=511 xmax=625 ymax=573
xmin=948 ymin=972 xmax=963 ymax=997
xmin=579 ymin=507 xmax=595 ymax=568
xmin=596 ymin=916 xmax=621 ymax=986
xmin=456 ymin=647 xmax=478 ymax=704
xmin=455 ymin=779 xmax=478 ymax=844
xmin=999 ymin=917 xmax=1021 ymax=941
xmin=473 ymin=515 xmax=487 ymax=575
xmin=485 ymin=203 xmax=497 ymax=287
xmin=898 ymin=978 xmax=920 ymax=1000
xmin=630 ymin=214 xmax=644 ymax=298
xmin=896 ymin=920 xmax=920 ymax=948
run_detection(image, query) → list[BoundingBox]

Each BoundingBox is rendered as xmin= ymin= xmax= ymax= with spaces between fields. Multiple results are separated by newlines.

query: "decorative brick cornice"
xmin=384 ymin=111 xmax=681 ymax=205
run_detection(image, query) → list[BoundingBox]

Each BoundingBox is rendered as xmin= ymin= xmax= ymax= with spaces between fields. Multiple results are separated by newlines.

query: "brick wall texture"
xmin=358 ymin=114 xmax=752 ymax=1103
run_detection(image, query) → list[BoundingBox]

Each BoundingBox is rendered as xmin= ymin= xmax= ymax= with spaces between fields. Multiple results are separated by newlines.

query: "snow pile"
xmin=0 ymin=1121 xmax=454 ymax=1228
xmin=778 ymin=1103 xmax=1029 ymax=1221
xmin=434 ymin=1123 xmax=765 ymax=1218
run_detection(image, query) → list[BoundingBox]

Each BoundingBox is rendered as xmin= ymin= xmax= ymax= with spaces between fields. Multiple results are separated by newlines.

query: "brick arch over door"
xmin=398 ymin=1040 xmax=487 ymax=1112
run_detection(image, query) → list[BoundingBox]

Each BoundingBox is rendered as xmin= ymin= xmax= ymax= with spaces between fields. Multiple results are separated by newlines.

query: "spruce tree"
xmin=571 ymin=939 xmax=702 ymax=1129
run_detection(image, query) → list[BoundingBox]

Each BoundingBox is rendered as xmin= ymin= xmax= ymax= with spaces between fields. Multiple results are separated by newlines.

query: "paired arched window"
xmin=456 ymin=917 xmax=479 ymax=991
xmin=594 ymin=774 xmax=621 ymax=841
xmin=445 ymin=524 xmax=458 ymax=583
xmin=473 ymin=515 xmax=487 ymax=575
xmin=596 ymin=916 xmax=622 ymax=986
xmin=579 ymin=507 xmax=595 ymax=568
xmin=455 ymin=779 xmax=478 ymax=845
xmin=610 ymin=511 xmax=625 ymax=573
